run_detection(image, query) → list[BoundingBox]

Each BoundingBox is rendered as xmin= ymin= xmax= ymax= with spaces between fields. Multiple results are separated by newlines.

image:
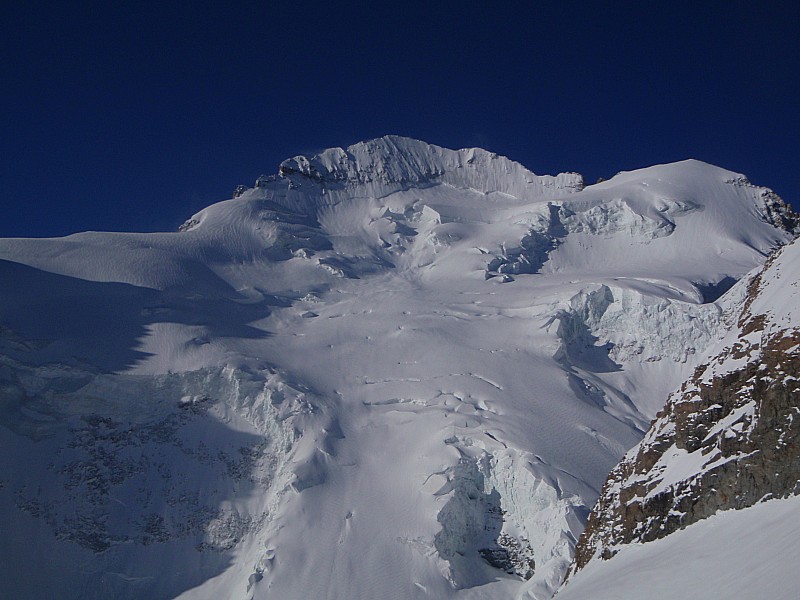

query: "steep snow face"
xmin=0 ymin=360 xmax=320 ymax=600
xmin=0 ymin=137 xmax=795 ymax=600
xmin=565 ymin=236 xmax=800 ymax=587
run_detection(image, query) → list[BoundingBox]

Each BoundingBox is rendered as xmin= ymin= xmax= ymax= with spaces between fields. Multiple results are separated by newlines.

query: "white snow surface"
xmin=0 ymin=136 xmax=793 ymax=599
xmin=699 ymin=229 xmax=800 ymax=382
xmin=556 ymin=494 xmax=800 ymax=600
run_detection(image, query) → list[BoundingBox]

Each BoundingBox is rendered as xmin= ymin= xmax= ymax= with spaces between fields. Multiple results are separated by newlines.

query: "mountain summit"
xmin=0 ymin=138 xmax=797 ymax=599
xmin=277 ymin=135 xmax=584 ymax=194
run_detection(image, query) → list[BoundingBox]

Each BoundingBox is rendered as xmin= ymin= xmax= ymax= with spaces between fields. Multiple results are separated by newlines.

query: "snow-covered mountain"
xmin=0 ymin=136 xmax=796 ymax=599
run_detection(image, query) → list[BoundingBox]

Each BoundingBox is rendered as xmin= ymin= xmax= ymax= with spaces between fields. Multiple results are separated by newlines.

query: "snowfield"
xmin=0 ymin=136 xmax=794 ymax=599
xmin=556 ymin=494 xmax=800 ymax=600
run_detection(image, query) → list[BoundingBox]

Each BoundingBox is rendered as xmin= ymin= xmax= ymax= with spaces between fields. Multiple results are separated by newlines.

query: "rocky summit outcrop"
xmin=570 ymin=235 xmax=800 ymax=575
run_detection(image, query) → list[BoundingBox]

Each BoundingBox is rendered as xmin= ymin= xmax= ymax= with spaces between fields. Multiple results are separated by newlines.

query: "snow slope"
xmin=0 ymin=136 xmax=794 ymax=599
xmin=556 ymin=494 xmax=800 ymax=600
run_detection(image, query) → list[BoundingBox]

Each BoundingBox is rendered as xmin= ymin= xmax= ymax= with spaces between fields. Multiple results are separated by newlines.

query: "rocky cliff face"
xmin=570 ymin=236 xmax=800 ymax=574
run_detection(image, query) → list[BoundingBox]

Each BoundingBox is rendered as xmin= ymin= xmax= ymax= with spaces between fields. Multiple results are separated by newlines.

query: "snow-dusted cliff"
xmin=560 ymin=235 xmax=800 ymax=599
xmin=0 ymin=136 xmax=796 ymax=599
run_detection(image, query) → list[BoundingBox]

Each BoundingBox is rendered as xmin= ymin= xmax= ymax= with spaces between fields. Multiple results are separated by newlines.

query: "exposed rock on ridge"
xmin=569 ymin=236 xmax=800 ymax=575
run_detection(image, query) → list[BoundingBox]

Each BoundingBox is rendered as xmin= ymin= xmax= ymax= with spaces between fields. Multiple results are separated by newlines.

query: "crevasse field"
xmin=0 ymin=136 xmax=793 ymax=599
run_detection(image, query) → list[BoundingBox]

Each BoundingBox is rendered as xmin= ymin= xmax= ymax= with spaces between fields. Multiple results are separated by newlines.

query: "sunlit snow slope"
xmin=556 ymin=494 xmax=800 ymax=600
xmin=0 ymin=136 xmax=794 ymax=600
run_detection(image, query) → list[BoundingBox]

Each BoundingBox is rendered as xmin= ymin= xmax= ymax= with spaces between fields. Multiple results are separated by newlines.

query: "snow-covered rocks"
xmin=566 ymin=236 xmax=800 ymax=586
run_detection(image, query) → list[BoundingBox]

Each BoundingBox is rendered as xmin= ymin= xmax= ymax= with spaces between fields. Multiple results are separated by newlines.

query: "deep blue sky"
xmin=2 ymin=1 xmax=798 ymax=237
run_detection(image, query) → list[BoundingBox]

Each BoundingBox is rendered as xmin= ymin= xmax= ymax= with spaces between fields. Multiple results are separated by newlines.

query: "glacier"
xmin=0 ymin=136 xmax=795 ymax=599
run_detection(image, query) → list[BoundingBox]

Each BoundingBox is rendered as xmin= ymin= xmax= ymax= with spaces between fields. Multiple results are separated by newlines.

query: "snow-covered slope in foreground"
xmin=556 ymin=494 xmax=800 ymax=600
xmin=0 ymin=137 xmax=795 ymax=599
